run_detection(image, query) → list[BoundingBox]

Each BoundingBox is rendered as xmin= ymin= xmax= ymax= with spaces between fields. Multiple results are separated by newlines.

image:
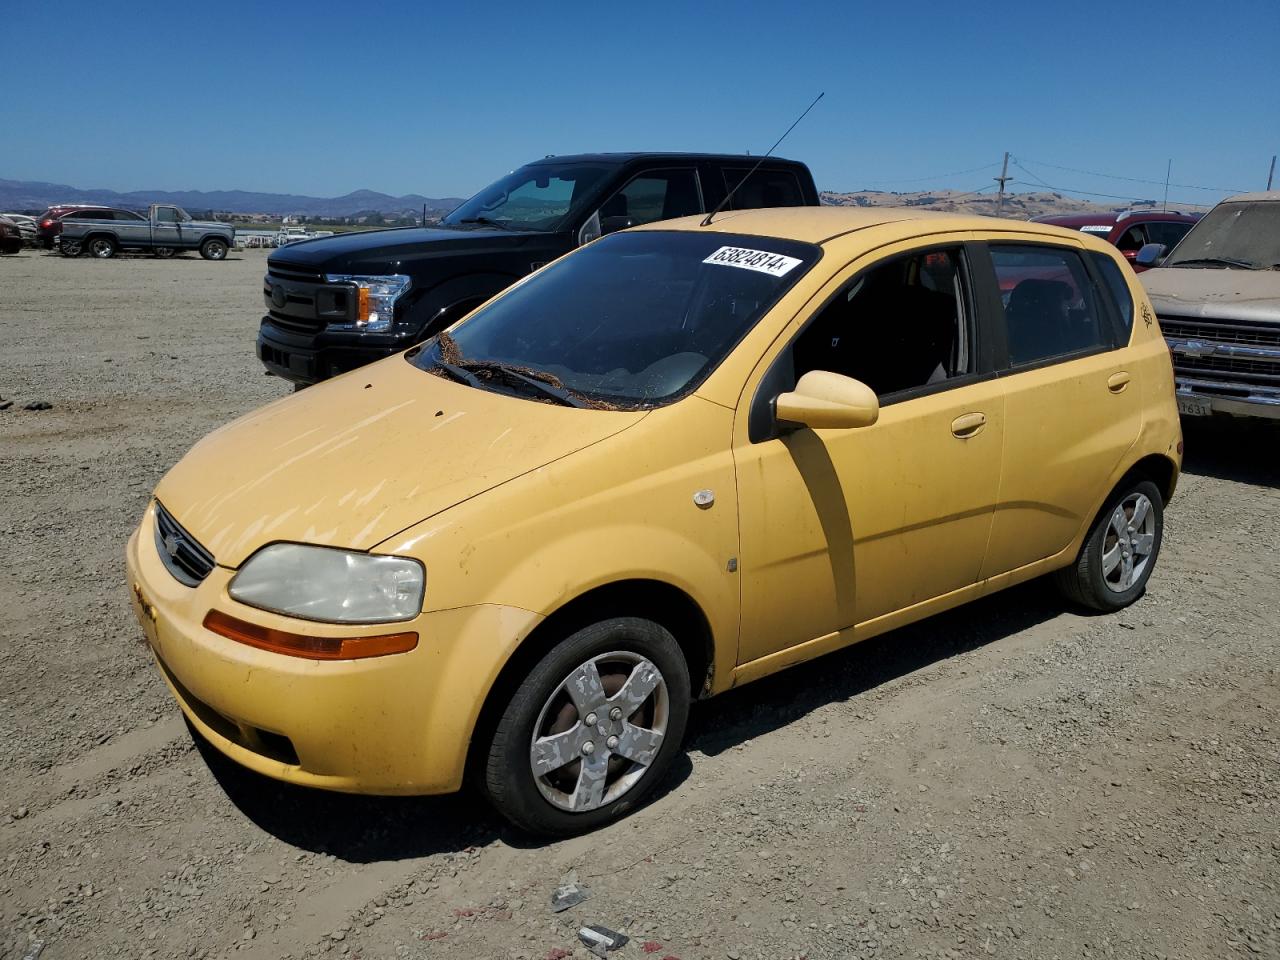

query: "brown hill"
xmin=819 ymin=188 xmax=1188 ymax=220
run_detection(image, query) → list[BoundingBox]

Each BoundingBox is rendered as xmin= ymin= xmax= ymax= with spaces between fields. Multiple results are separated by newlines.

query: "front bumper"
xmin=257 ymin=319 xmax=408 ymax=385
xmin=126 ymin=503 xmax=542 ymax=794
xmin=1174 ymin=378 xmax=1280 ymax=421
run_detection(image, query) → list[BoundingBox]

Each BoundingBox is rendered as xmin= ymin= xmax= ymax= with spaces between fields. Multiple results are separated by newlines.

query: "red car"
xmin=35 ymin=205 xmax=119 ymax=250
xmin=1031 ymin=210 xmax=1200 ymax=272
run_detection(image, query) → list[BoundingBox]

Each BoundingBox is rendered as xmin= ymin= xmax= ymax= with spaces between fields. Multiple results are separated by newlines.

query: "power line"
xmin=1008 ymin=161 xmax=1215 ymax=208
xmin=1014 ymin=155 xmax=1245 ymax=194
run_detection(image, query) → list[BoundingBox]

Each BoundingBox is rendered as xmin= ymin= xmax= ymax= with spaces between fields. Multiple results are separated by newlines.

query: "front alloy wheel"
xmin=484 ymin=618 xmax=690 ymax=835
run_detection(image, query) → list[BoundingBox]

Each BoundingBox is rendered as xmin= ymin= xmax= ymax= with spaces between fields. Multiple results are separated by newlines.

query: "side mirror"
xmin=1135 ymin=242 xmax=1166 ymax=268
xmin=776 ymin=371 xmax=879 ymax=430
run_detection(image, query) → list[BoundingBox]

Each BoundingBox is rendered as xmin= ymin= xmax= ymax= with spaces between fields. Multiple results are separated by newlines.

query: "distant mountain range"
xmin=0 ymin=178 xmax=466 ymax=217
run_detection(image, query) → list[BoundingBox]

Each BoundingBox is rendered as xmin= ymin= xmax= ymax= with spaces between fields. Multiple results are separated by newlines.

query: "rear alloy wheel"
xmin=484 ymin=617 xmax=690 ymax=835
xmin=154 ymin=247 xmax=176 ymax=259
xmin=199 ymin=238 xmax=227 ymax=261
xmin=1055 ymin=478 xmax=1163 ymax=611
xmin=88 ymin=237 xmax=116 ymax=259
xmin=60 ymin=239 xmax=83 ymax=258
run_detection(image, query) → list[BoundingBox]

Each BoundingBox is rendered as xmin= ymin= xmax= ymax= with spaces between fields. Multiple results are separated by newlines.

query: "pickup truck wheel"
xmin=87 ymin=237 xmax=116 ymax=259
xmin=60 ymin=240 xmax=83 ymax=258
xmin=154 ymin=247 xmax=176 ymax=259
xmin=199 ymin=238 xmax=228 ymax=261
xmin=483 ymin=617 xmax=690 ymax=836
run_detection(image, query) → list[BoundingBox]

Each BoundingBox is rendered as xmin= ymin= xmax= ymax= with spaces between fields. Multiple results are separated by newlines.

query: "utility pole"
xmin=1268 ymin=155 xmax=1276 ymax=191
xmin=995 ymin=151 xmax=1011 ymax=217
xmin=1163 ymin=159 xmax=1171 ymax=212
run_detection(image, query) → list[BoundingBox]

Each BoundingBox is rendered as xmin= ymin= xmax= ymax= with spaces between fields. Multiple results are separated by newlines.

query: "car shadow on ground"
xmin=1180 ymin=417 xmax=1280 ymax=488
xmin=196 ymin=579 xmax=1067 ymax=862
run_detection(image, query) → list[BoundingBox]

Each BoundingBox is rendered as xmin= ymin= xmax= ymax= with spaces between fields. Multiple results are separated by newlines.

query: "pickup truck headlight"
xmin=229 ymin=543 xmax=425 ymax=623
xmin=324 ymin=274 xmax=411 ymax=333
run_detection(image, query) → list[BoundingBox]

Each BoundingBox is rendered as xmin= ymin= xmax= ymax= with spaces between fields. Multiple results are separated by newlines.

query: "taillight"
xmin=40 ymin=219 xmax=54 ymax=228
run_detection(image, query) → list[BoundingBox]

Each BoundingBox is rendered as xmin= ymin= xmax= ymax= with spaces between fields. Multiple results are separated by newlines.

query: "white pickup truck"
xmin=59 ymin=204 xmax=235 ymax=260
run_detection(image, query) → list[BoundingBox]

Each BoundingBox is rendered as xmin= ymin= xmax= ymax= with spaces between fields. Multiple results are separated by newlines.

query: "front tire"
xmin=199 ymin=238 xmax=227 ymax=261
xmin=483 ymin=617 xmax=690 ymax=836
xmin=1055 ymin=478 xmax=1163 ymax=611
xmin=154 ymin=246 xmax=176 ymax=259
xmin=87 ymin=236 xmax=116 ymax=259
xmin=60 ymin=239 xmax=83 ymax=258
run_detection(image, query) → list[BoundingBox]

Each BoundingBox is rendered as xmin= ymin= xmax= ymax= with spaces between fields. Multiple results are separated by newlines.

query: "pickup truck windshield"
xmin=440 ymin=163 xmax=612 ymax=232
xmin=410 ymin=230 xmax=820 ymax=407
xmin=1165 ymin=201 xmax=1280 ymax=269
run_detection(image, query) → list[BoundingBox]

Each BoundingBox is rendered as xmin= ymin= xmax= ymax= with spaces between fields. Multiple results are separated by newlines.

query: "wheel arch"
xmin=464 ymin=577 xmax=715 ymax=783
xmin=1126 ymin=452 xmax=1178 ymax=503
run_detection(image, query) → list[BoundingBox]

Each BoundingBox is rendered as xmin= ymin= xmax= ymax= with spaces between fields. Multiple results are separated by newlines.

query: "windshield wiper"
xmin=454 ymin=216 xmax=511 ymax=230
xmin=1170 ymin=257 xmax=1257 ymax=269
xmin=433 ymin=332 xmax=592 ymax=408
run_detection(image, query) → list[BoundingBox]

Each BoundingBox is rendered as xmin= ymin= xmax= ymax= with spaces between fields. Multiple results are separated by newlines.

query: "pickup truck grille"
xmin=153 ymin=502 xmax=215 ymax=587
xmin=1162 ymin=313 xmax=1280 ymax=390
xmin=263 ymin=263 xmax=348 ymax=333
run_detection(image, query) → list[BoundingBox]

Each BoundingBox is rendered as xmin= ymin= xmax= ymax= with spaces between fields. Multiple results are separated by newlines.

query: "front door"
xmin=733 ymin=239 xmax=1005 ymax=667
xmin=152 ymin=206 xmax=182 ymax=248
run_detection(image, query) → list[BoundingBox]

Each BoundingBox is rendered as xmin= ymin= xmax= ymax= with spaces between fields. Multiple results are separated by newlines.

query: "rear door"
xmin=975 ymin=238 xmax=1142 ymax=579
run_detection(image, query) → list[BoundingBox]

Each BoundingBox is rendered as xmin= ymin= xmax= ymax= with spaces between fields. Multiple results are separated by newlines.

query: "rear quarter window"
xmin=1089 ymin=252 xmax=1134 ymax=340
xmin=723 ymin=168 xmax=805 ymax=209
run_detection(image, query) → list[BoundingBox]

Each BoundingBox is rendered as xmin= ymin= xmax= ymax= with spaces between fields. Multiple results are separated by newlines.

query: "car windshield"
xmin=1165 ymin=201 xmax=1280 ymax=269
xmin=410 ymin=230 xmax=820 ymax=407
xmin=439 ymin=162 xmax=613 ymax=232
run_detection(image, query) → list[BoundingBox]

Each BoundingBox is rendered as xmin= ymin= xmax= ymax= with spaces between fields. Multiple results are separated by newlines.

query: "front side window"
xmin=791 ymin=247 xmax=971 ymax=398
xmin=598 ymin=169 xmax=701 ymax=229
xmin=1144 ymin=220 xmax=1193 ymax=250
xmin=410 ymin=231 xmax=819 ymax=407
xmin=155 ymin=207 xmax=180 ymax=224
xmin=440 ymin=162 xmax=613 ymax=232
xmin=723 ymin=168 xmax=806 ymax=210
xmin=991 ymin=245 xmax=1107 ymax=366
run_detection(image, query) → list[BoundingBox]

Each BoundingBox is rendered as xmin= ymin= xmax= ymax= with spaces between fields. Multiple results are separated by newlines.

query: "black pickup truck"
xmin=258 ymin=152 xmax=819 ymax=386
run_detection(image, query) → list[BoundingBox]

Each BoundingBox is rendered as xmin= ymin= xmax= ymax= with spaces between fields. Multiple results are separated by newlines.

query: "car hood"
xmin=154 ymin=355 xmax=646 ymax=567
xmin=268 ymin=225 xmax=557 ymax=274
xmin=1142 ymin=266 xmax=1280 ymax=323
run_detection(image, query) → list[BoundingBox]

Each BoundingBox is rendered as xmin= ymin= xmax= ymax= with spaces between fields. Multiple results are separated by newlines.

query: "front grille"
xmin=153 ymin=502 xmax=216 ymax=587
xmin=1171 ymin=353 xmax=1280 ymax=384
xmin=267 ymin=262 xmax=323 ymax=283
xmin=1161 ymin=316 xmax=1280 ymax=349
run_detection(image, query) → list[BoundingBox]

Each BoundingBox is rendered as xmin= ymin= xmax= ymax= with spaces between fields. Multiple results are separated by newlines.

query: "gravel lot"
xmin=1 ymin=248 xmax=1277 ymax=960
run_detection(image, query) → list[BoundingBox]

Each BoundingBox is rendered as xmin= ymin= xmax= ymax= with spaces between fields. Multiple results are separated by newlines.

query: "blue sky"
xmin=3 ymin=0 xmax=1276 ymax=208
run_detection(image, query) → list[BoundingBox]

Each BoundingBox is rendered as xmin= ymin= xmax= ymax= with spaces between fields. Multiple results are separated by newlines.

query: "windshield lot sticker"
xmin=703 ymin=246 xmax=802 ymax=277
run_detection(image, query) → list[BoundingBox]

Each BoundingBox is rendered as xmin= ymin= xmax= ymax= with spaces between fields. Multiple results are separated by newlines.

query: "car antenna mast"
xmin=701 ymin=91 xmax=824 ymax=227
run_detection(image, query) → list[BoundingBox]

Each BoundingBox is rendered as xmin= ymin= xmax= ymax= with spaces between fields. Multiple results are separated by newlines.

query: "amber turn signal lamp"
xmin=203 ymin=610 xmax=417 ymax=660
xmin=357 ymin=286 xmax=370 ymax=323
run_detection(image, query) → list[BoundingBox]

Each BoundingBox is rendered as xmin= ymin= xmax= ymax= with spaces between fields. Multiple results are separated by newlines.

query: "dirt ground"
xmin=1 ymin=248 xmax=1277 ymax=960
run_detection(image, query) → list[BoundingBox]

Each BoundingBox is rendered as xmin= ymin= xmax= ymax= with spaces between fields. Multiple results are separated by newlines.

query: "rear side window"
xmin=723 ymin=168 xmax=805 ymax=210
xmin=990 ymin=245 xmax=1108 ymax=367
xmin=1089 ymin=252 xmax=1134 ymax=339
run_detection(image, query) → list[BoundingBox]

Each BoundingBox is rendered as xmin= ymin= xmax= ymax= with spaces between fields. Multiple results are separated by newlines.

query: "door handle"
xmin=1108 ymin=372 xmax=1132 ymax=393
xmin=951 ymin=412 xmax=987 ymax=438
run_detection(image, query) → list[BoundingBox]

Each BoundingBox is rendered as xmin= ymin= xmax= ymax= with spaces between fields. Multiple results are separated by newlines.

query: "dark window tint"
xmin=723 ymin=168 xmax=805 ymax=210
xmin=116 ymin=210 xmax=145 ymax=221
xmin=155 ymin=207 xmax=180 ymax=223
xmin=991 ymin=245 xmax=1108 ymax=366
xmin=792 ymin=247 xmax=971 ymax=398
xmin=1090 ymin=252 xmax=1134 ymax=339
xmin=1115 ymin=225 xmax=1147 ymax=252
xmin=1144 ymin=221 xmax=1192 ymax=249
xmin=602 ymin=169 xmax=702 ymax=227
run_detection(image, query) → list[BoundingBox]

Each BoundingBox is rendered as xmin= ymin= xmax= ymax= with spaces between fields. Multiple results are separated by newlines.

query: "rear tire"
xmin=483 ymin=617 xmax=690 ymax=836
xmin=154 ymin=247 xmax=176 ymax=259
xmin=199 ymin=238 xmax=227 ymax=261
xmin=87 ymin=236 xmax=116 ymax=259
xmin=60 ymin=239 xmax=82 ymax=258
xmin=1054 ymin=478 xmax=1163 ymax=612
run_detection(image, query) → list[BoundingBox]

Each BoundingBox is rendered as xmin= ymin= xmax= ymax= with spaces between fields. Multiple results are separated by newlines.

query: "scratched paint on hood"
xmin=154 ymin=355 xmax=645 ymax=567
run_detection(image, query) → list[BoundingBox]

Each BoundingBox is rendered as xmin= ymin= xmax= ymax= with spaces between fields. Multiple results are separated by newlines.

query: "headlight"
xmin=324 ymin=274 xmax=411 ymax=333
xmin=229 ymin=543 xmax=425 ymax=623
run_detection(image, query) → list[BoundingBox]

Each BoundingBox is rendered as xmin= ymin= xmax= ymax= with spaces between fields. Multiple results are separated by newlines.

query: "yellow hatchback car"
xmin=127 ymin=207 xmax=1181 ymax=834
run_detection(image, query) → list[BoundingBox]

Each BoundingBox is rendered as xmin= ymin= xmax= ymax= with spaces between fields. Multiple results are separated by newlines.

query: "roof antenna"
xmin=701 ymin=91 xmax=824 ymax=227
